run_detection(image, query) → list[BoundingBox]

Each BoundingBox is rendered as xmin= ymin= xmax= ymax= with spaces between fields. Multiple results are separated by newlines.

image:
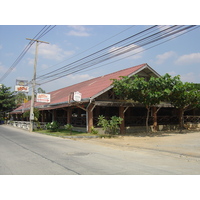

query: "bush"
xmin=91 ymin=126 xmax=98 ymax=134
xmin=97 ymin=115 xmax=123 ymax=135
xmin=46 ymin=121 xmax=60 ymax=132
xmin=64 ymin=124 xmax=73 ymax=134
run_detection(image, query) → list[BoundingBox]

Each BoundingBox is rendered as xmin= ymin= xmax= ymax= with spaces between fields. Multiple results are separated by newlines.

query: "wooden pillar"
xmin=87 ymin=103 xmax=94 ymax=133
xmin=41 ymin=110 xmax=44 ymax=122
xmin=52 ymin=110 xmax=57 ymax=121
xmin=119 ymin=106 xmax=125 ymax=134
xmin=67 ymin=107 xmax=72 ymax=124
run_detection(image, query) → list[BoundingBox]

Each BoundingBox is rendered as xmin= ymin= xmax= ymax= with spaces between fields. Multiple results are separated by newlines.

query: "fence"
xmin=7 ymin=121 xmax=48 ymax=131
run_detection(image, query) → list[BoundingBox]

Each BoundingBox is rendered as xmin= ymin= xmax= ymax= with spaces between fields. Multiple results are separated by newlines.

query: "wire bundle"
xmin=36 ymin=25 xmax=198 ymax=86
xmin=0 ymin=25 xmax=56 ymax=82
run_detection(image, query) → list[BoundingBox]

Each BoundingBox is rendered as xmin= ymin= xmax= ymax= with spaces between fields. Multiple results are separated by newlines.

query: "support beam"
xmin=67 ymin=108 xmax=72 ymax=124
xmin=53 ymin=110 xmax=57 ymax=121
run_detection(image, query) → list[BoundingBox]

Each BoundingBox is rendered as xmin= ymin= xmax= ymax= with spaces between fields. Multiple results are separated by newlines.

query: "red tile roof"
xmin=11 ymin=63 xmax=153 ymax=113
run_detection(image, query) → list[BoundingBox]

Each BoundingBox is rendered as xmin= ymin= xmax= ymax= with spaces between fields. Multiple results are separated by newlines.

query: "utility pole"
xmin=26 ymin=38 xmax=49 ymax=132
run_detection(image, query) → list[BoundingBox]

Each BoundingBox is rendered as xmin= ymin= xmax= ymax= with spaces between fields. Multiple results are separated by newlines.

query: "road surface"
xmin=1 ymin=125 xmax=200 ymax=175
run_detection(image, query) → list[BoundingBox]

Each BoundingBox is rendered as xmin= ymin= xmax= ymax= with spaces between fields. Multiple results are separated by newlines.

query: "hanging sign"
xmin=15 ymin=79 xmax=29 ymax=92
xmin=15 ymin=85 xmax=29 ymax=92
xmin=73 ymin=91 xmax=82 ymax=102
xmin=16 ymin=79 xmax=28 ymax=86
xmin=36 ymin=93 xmax=51 ymax=103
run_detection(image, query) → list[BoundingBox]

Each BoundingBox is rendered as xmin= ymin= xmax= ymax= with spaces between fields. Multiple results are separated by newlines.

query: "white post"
xmin=26 ymin=38 xmax=49 ymax=132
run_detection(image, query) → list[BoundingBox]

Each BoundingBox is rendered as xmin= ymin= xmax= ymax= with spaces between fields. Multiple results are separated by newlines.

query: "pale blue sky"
xmin=1 ymin=0 xmax=200 ymax=93
xmin=0 ymin=25 xmax=200 ymax=93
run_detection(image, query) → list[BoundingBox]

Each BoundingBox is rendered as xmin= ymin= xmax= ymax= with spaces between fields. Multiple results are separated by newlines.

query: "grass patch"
xmin=35 ymin=129 xmax=112 ymax=138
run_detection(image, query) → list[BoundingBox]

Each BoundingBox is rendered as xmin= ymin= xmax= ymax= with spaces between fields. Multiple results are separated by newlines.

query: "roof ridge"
xmin=49 ymin=63 xmax=147 ymax=93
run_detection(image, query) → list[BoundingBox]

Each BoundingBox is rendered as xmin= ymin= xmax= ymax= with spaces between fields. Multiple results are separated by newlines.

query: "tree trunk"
xmin=146 ymin=107 xmax=150 ymax=133
xmin=152 ymin=107 xmax=158 ymax=132
xmin=179 ymin=108 xmax=184 ymax=133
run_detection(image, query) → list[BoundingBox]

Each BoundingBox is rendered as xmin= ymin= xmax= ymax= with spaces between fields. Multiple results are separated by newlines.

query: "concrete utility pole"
xmin=26 ymin=38 xmax=49 ymax=132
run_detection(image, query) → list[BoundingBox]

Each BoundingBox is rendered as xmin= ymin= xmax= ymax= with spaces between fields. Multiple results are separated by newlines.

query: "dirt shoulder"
xmin=79 ymin=130 xmax=200 ymax=158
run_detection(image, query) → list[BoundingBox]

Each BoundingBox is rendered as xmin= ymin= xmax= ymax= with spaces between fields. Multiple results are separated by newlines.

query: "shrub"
xmin=91 ymin=126 xmax=98 ymax=134
xmin=97 ymin=115 xmax=123 ymax=135
xmin=64 ymin=124 xmax=73 ymax=134
xmin=46 ymin=121 xmax=60 ymax=132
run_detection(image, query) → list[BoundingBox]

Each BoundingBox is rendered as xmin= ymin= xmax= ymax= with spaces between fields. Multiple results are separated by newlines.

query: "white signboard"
xmin=73 ymin=91 xmax=82 ymax=102
xmin=16 ymin=79 xmax=28 ymax=86
xmin=15 ymin=85 xmax=29 ymax=92
xmin=36 ymin=93 xmax=51 ymax=103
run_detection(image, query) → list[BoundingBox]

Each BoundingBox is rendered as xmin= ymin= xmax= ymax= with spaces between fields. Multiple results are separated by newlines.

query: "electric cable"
xmin=37 ymin=25 xmax=136 ymax=74
xmin=36 ymin=25 xmax=197 ymax=86
xmin=0 ymin=25 xmax=56 ymax=82
xmin=36 ymin=25 xmax=159 ymax=79
xmin=37 ymin=25 xmax=176 ymax=80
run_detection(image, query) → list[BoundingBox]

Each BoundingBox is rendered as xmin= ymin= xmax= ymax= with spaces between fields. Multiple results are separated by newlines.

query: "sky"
xmin=0 ymin=24 xmax=200 ymax=94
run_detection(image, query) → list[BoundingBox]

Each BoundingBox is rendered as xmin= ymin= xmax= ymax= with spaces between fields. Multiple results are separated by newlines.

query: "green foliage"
xmin=0 ymin=84 xmax=16 ymax=118
xmin=112 ymin=73 xmax=200 ymax=132
xmin=64 ymin=123 xmax=73 ymax=131
xmin=14 ymin=92 xmax=31 ymax=107
xmin=37 ymin=87 xmax=46 ymax=94
xmin=46 ymin=121 xmax=60 ymax=132
xmin=23 ymin=108 xmax=40 ymax=121
xmin=64 ymin=124 xmax=73 ymax=134
xmin=91 ymin=126 xmax=98 ymax=134
xmin=97 ymin=115 xmax=123 ymax=135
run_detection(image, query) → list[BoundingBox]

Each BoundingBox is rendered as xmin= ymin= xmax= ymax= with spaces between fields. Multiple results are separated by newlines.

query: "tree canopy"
xmin=112 ymin=74 xmax=200 ymax=132
xmin=0 ymin=84 xmax=16 ymax=119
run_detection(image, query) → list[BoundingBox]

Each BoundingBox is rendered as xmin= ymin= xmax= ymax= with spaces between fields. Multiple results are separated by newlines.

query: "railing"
xmin=71 ymin=117 xmax=86 ymax=127
xmin=6 ymin=115 xmax=200 ymax=130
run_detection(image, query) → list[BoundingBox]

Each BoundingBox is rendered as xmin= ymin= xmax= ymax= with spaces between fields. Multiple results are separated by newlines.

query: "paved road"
xmin=1 ymin=125 xmax=200 ymax=175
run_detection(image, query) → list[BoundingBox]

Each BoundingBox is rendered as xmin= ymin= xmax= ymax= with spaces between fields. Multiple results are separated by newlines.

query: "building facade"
xmin=10 ymin=63 xmax=200 ymax=133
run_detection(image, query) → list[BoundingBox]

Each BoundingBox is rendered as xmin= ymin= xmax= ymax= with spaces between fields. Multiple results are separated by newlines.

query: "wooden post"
xmin=41 ymin=110 xmax=44 ymax=122
xmin=67 ymin=107 xmax=72 ymax=124
xmin=119 ymin=106 xmax=125 ymax=134
xmin=52 ymin=110 xmax=57 ymax=121
xmin=87 ymin=103 xmax=94 ymax=133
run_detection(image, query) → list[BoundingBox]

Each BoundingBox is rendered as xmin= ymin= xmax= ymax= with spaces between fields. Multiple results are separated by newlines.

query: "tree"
xmin=14 ymin=92 xmax=31 ymax=107
xmin=112 ymin=74 xmax=200 ymax=132
xmin=167 ymin=78 xmax=200 ymax=131
xmin=37 ymin=87 xmax=46 ymax=94
xmin=23 ymin=108 xmax=40 ymax=121
xmin=112 ymin=75 xmax=165 ymax=132
xmin=0 ymin=84 xmax=16 ymax=119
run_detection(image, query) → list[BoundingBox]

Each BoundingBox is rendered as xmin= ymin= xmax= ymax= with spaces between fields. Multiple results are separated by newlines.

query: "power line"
xmin=36 ymin=25 xmax=197 ymax=85
xmin=36 ymin=25 xmax=159 ymax=80
xmin=37 ymin=25 xmax=136 ymax=74
xmin=0 ymin=25 xmax=56 ymax=82
xmin=78 ymin=26 xmax=200 ymax=75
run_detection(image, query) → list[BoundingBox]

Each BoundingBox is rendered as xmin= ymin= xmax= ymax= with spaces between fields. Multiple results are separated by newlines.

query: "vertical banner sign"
xmin=36 ymin=93 xmax=51 ymax=103
xmin=73 ymin=91 xmax=82 ymax=102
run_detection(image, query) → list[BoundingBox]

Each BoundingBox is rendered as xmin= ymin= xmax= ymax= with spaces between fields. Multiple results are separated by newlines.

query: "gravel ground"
xmin=79 ymin=130 xmax=200 ymax=159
